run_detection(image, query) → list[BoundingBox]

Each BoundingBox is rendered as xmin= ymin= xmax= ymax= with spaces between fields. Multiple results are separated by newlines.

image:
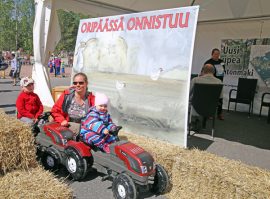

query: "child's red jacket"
xmin=16 ymin=91 xmax=43 ymax=119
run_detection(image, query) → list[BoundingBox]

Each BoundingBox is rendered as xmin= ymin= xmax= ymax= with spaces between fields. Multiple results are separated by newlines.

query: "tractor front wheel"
xmin=112 ymin=173 xmax=137 ymax=199
xmin=65 ymin=147 xmax=88 ymax=180
xmin=151 ymin=164 xmax=169 ymax=195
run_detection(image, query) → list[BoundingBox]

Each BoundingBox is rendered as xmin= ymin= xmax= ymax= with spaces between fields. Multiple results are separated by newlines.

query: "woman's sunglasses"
xmin=73 ymin=81 xmax=85 ymax=85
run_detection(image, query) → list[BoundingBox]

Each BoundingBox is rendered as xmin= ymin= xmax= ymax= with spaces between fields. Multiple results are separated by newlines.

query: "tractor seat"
xmin=76 ymin=134 xmax=99 ymax=152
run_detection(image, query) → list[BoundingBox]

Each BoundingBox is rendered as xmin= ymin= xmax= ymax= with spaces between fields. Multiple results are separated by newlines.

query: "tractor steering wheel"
xmin=109 ymin=126 xmax=122 ymax=137
xmin=31 ymin=112 xmax=51 ymax=135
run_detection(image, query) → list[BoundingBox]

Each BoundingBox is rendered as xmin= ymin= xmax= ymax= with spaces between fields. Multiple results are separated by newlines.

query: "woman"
xmin=51 ymin=72 xmax=95 ymax=133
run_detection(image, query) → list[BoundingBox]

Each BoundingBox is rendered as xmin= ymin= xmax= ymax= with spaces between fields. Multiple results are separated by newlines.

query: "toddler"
xmin=16 ymin=77 xmax=43 ymax=125
xmin=80 ymin=92 xmax=117 ymax=153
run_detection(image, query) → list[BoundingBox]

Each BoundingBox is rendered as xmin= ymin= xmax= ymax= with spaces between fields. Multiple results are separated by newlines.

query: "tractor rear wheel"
xmin=151 ymin=164 xmax=169 ymax=195
xmin=65 ymin=147 xmax=88 ymax=180
xmin=112 ymin=173 xmax=137 ymax=199
xmin=41 ymin=152 xmax=59 ymax=171
xmin=41 ymin=148 xmax=60 ymax=171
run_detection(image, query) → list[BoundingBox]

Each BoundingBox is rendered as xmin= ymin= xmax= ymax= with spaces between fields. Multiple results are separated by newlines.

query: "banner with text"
xmin=73 ymin=6 xmax=199 ymax=147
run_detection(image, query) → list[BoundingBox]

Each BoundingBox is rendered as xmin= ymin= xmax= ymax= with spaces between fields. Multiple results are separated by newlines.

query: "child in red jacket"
xmin=16 ymin=77 xmax=43 ymax=125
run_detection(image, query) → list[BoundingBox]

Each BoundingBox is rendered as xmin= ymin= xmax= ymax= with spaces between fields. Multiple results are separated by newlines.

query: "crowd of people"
xmin=0 ymin=51 xmax=22 ymax=84
xmin=48 ymin=55 xmax=67 ymax=77
xmin=1 ymin=50 xmax=73 ymax=84
xmin=0 ymin=49 xmax=36 ymax=85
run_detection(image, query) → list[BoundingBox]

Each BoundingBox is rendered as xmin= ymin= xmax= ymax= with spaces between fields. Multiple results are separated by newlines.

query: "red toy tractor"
xmin=33 ymin=112 xmax=169 ymax=199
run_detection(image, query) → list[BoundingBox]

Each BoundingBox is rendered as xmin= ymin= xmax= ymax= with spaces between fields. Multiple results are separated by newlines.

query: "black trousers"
xmin=217 ymin=98 xmax=223 ymax=115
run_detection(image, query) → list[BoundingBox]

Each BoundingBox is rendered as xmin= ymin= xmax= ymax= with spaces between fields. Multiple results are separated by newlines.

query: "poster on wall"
xmin=73 ymin=6 xmax=199 ymax=147
xmin=221 ymin=38 xmax=270 ymax=114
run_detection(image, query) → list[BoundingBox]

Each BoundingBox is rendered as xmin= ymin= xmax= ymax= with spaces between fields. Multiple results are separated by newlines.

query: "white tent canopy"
xmin=75 ymin=0 xmax=270 ymax=22
xmin=33 ymin=0 xmax=270 ymax=107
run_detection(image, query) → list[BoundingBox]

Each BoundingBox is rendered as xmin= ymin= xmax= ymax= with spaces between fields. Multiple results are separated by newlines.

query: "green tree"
xmin=0 ymin=0 xmax=34 ymax=53
xmin=16 ymin=0 xmax=35 ymax=53
xmin=55 ymin=10 xmax=89 ymax=53
xmin=0 ymin=1 xmax=89 ymax=54
xmin=0 ymin=0 xmax=16 ymax=51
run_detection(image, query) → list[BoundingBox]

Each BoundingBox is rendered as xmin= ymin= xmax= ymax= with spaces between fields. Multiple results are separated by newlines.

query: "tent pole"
xmin=190 ymin=0 xmax=196 ymax=6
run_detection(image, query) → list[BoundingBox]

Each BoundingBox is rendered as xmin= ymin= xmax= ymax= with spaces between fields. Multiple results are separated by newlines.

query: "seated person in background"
xmin=80 ymin=92 xmax=118 ymax=153
xmin=190 ymin=64 xmax=223 ymax=93
xmin=190 ymin=64 xmax=223 ymax=124
xmin=51 ymin=72 xmax=95 ymax=134
xmin=16 ymin=77 xmax=43 ymax=125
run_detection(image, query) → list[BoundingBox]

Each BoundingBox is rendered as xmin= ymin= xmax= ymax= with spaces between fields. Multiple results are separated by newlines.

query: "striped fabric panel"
xmin=80 ymin=107 xmax=117 ymax=138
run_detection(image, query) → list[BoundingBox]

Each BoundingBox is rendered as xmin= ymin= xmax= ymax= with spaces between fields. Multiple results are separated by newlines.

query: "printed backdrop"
xmin=221 ymin=38 xmax=270 ymax=114
xmin=72 ymin=6 xmax=199 ymax=147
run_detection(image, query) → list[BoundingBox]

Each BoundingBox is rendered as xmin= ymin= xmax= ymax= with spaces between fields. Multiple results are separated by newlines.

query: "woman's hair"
xmin=211 ymin=48 xmax=220 ymax=55
xmin=73 ymin=72 xmax=88 ymax=83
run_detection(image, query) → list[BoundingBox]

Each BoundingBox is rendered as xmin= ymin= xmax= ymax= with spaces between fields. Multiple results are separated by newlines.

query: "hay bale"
xmin=0 ymin=166 xmax=73 ymax=199
xmin=0 ymin=109 xmax=38 ymax=175
xmin=170 ymin=151 xmax=270 ymax=199
xmin=120 ymin=132 xmax=270 ymax=199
